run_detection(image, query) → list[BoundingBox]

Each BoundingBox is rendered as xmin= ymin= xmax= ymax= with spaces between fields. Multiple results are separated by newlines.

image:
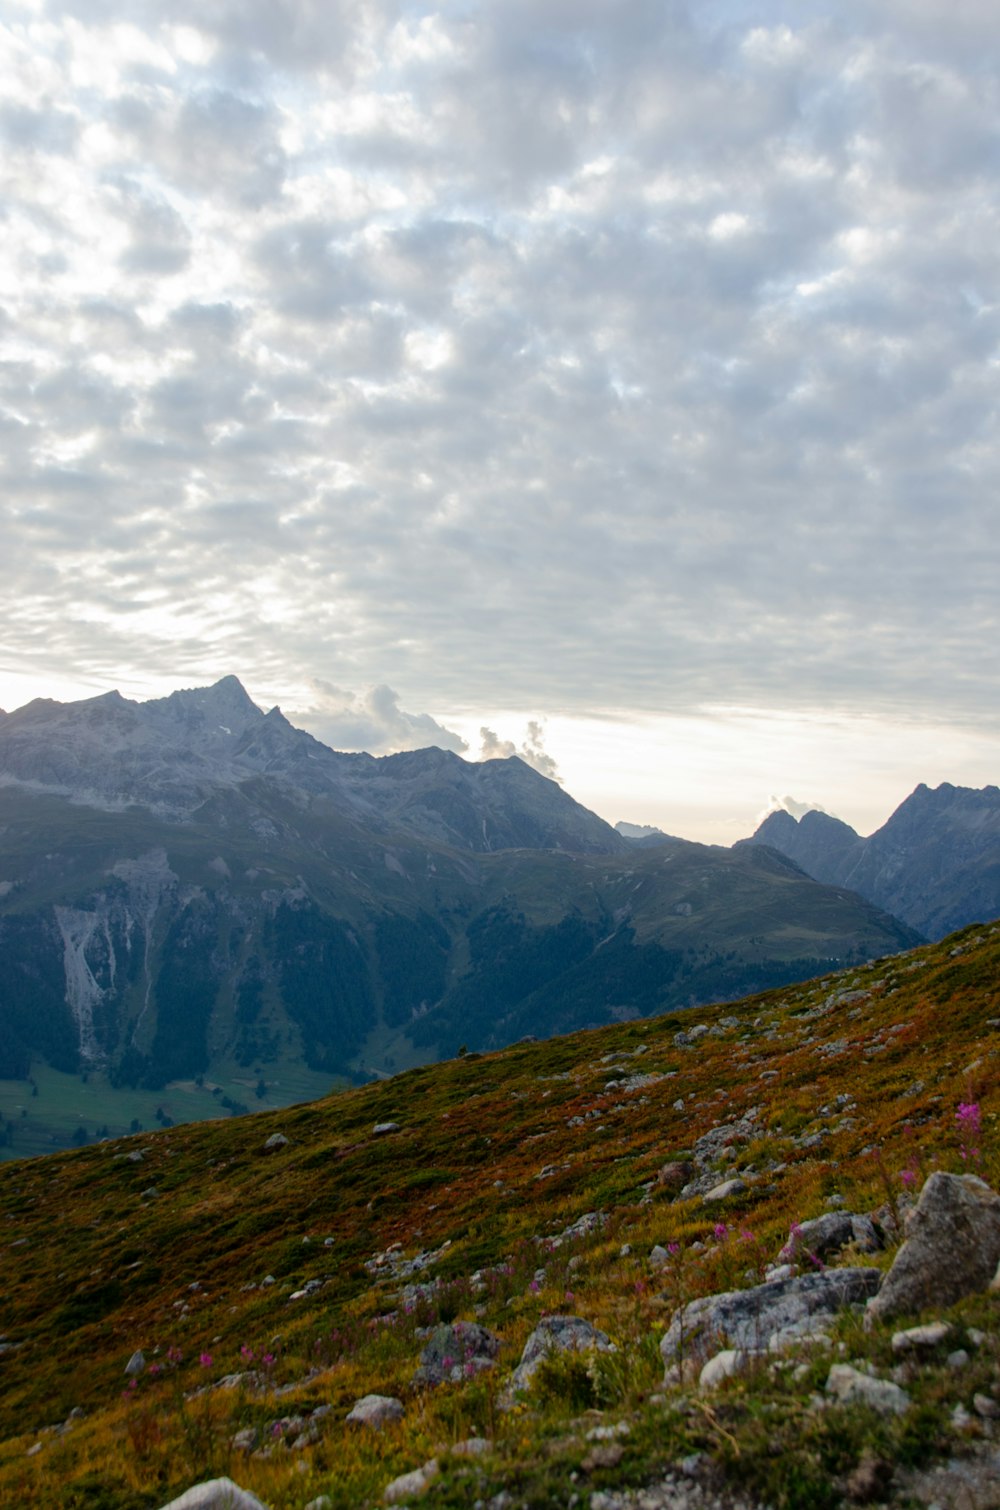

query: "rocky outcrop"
xmin=660 ymin=1268 xmax=882 ymax=1370
xmin=413 ymin=1322 xmax=500 ymax=1386
xmin=778 ymin=1212 xmax=883 ymax=1264
xmin=508 ymin=1315 xmax=613 ymax=1394
xmin=866 ymin=1172 xmax=1000 ymax=1326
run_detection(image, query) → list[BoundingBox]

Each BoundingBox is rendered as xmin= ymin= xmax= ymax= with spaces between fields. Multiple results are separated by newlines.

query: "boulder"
xmin=778 ymin=1212 xmax=882 ymax=1264
xmin=345 ymin=1394 xmax=404 ymax=1429
xmin=262 ymin=1133 xmax=289 ymax=1153
xmin=412 ymin=1321 xmax=500 ymax=1386
xmin=157 ymin=1480 xmax=270 ymax=1510
xmin=891 ymin=1322 xmax=953 ymax=1354
xmin=373 ymin=1122 xmax=400 ymax=1136
xmin=508 ymin=1315 xmax=613 ymax=1394
xmin=660 ymin=1267 xmax=881 ymax=1369
xmin=384 ymin=1460 xmax=438 ymax=1503
xmin=703 ymin=1178 xmax=747 ymax=1203
xmin=826 ymin=1363 xmax=910 ymax=1416
xmin=866 ymin=1172 xmax=1000 ymax=1327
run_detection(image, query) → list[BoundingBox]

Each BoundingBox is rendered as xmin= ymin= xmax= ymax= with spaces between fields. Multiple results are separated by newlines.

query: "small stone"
xmin=891 ymin=1322 xmax=952 ymax=1354
xmin=952 ymin=1404 xmax=973 ymax=1429
xmin=125 ymin=1350 xmax=145 ymax=1376
xmin=699 ymin=1349 xmax=754 ymax=1389
xmin=373 ymin=1122 xmax=400 ymax=1136
xmin=649 ymin=1245 xmax=670 ymax=1269
xmin=303 ymin=1499 xmax=333 ymax=1510
xmin=262 ymin=1133 xmax=289 ymax=1152
xmin=450 ymin=1437 xmax=492 ymax=1457
xmin=703 ymin=1178 xmax=747 ymax=1203
xmin=619 ymin=1243 xmax=632 ymax=1257
xmin=582 ymin=1443 xmax=624 ymax=1471
xmin=947 ymin=1349 xmax=970 ymax=1369
xmin=231 ymin=1428 xmax=259 ymax=1453
xmin=346 ymin=1394 xmax=404 ymax=1429
xmin=384 ymin=1459 xmax=438 ymax=1502
xmin=141 ymin=1187 xmax=158 ymax=1200
xmin=974 ymin=1393 xmax=1000 ymax=1419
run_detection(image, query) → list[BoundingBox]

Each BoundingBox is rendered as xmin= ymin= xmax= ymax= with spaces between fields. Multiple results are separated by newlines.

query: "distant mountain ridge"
xmin=0 ymin=676 xmax=624 ymax=856
xmin=740 ymin=783 xmax=1000 ymax=939
xmin=0 ymin=678 xmax=920 ymax=1140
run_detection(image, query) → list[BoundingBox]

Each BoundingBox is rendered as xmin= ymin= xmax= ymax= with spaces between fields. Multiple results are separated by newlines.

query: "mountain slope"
xmin=0 ymin=680 xmax=921 ymax=1148
xmin=741 ymin=784 xmax=1000 ymax=938
xmin=1 ymin=922 xmax=999 ymax=1509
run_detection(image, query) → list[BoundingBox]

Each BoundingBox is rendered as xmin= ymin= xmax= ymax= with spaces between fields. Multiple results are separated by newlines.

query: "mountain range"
xmin=0 ymin=677 xmax=920 ymax=1150
xmin=740 ymin=783 xmax=1000 ymax=940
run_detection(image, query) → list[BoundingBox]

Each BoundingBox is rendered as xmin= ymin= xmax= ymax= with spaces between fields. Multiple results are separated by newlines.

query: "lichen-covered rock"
xmin=508 ymin=1315 xmax=613 ymax=1394
xmin=157 ymin=1479 xmax=270 ymax=1510
xmin=866 ymin=1172 xmax=1000 ymax=1327
xmin=826 ymin=1363 xmax=910 ymax=1415
xmin=778 ymin=1212 xmax=882 ymax=1264
xmin=345 ymin=1394 xmax=404 ymax=1429
xmin=412 ymin=1321 xmax=500 ymax=1386
xmin=660 ymin=1268 xmax=881 ymax=1369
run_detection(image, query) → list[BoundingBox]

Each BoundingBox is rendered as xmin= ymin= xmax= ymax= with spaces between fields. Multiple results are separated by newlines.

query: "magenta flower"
xmin=166 ymin=1346 xmax=183 ymax=1365
xmin=199 ymin=1352 xmax=213 ymax=1368
xmin=240 ymin=1345 xmax=254 ymax=1363
xmin=713 ymin=1222 xmax=728 ymax=1241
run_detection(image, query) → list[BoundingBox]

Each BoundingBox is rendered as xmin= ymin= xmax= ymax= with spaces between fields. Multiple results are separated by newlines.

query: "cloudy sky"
xmin=2 ymin=0 xmax=999 ymax=841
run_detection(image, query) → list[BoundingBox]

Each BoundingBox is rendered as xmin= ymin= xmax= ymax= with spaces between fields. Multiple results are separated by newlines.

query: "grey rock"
xmin=699 ymin=1349 xmax=755 ymax=1389
xmin=508 ymin=1314 xmax=613 ymax=1393
xmin=826 ymin=1363 xmax=910 ymax=1415
xmin=124 ymin=1350 xmax=145 ymax=1376
xmin=262 ymin=1133 xmax=289 ymax=1152
xmin=778 ymin=1212 xmax=882 ymax=1264
xmin=373 ymin=1121 xmax=400 ymax=1136
xmin=450 ymin=1437 xmax=492 ymax=1456
xmin=345 ymin=1394 xmax=404 ymax=1429
xmin=867 ymin=1172 xmax=1000 ymax=1326
xmin=231 ymin=1428 xmax=259 ymax=1453
xmin=702 ymin=1178 xmax=747 ymax=1203
xmin=891 ymin=1321 xmax=953 ymax=1354
xmin=413 ymin=1321 xmax=500 ymax=1386
xmin=157 ymin=1480 xmax=270 ymax=1510
xmin=660 ymin=1267 xmax=882 ymax=1369
xmin=303 ymin=1499 xmax=333 ymax=1510
xmin=384 ymin=1460 xmax=439 ymax=1503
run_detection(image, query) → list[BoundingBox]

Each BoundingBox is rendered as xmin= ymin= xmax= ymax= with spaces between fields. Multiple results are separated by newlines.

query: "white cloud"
xmin=479 ymin=721 xmax=561 ymax=782
xmin=292 ymin=681 xmax=467 ymax=755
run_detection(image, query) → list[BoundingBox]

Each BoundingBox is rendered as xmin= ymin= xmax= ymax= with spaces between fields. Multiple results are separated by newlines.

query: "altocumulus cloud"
xmin=0 ymin=0 xmax=999 ymax=740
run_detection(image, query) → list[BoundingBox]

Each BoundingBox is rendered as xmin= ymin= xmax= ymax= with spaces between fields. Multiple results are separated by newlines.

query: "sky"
xmin=1 ymin=0 xmax=999 ymax=843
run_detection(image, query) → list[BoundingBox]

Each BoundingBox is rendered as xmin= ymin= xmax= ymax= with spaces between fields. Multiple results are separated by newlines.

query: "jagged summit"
xmin=0 ymin=674 xmax=626 ymax=855
xmin=741 ymin=781 xmax=1000 ymax=939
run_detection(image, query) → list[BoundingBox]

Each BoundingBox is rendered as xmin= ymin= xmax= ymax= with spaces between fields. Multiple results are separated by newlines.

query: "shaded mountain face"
xmin=741 ymin=784 xmax=1000 ymax=939
xmin=0 ymin=679 xmax=921 ymax=1136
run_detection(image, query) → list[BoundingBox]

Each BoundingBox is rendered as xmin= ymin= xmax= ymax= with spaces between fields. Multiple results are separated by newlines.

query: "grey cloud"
xmin=4 ymin=1 xmax=1000 ymax=739
xmin=294 ymin=682 xmax=467 ymax=754
xmin=104 ymin=178 xmax=191 ymax=275
xmin=0 ymin=104 xmax=78 ymax=156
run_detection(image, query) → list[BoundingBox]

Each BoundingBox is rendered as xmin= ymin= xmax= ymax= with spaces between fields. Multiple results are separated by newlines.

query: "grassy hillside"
xmin=2 ymin=922 xmax=999 ymax=1508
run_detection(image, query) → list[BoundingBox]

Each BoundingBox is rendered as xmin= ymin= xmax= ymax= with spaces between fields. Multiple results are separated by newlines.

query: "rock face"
xmin=740 ymin=781 xmax=1000 ymax=939
xmin=157 ymin=1480 xmax=270 ymax=1510
xmin=413 ymin=1322 xmax=501 ymax=1386
xmin=508 ymin=1315 xmax=614 ymax=1394
xmin=866 ymin=1172 xmax=1000 ymax=1326
xmin=660 ymin=1268 xmax=882 ymax=1369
